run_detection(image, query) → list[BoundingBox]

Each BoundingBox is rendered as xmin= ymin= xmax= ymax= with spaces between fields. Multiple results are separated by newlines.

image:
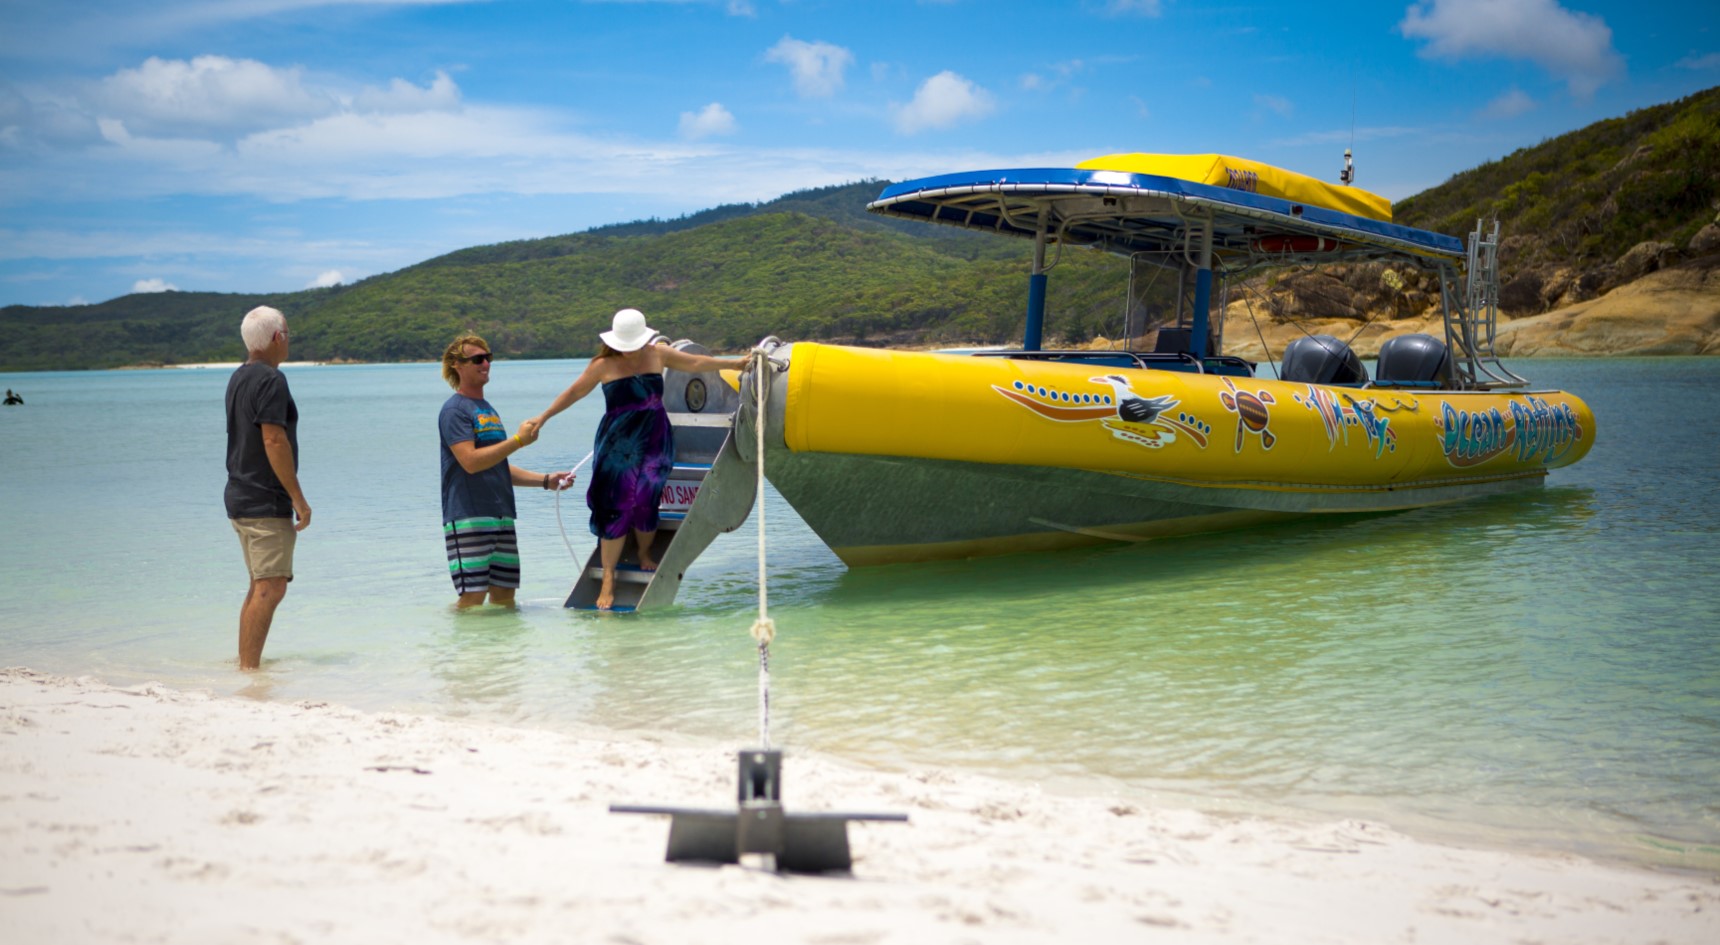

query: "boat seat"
xmin=1154 ymin=327 xmax=1192 ymax=353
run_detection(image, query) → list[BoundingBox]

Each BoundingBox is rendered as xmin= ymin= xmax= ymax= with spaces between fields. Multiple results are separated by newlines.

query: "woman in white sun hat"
xmin=523 ymin=308 xmax=749 ymax=610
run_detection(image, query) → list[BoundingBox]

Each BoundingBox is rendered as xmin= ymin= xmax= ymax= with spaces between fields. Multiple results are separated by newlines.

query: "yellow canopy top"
xmin=1075 ymin=153 xmax=1393 ymax=223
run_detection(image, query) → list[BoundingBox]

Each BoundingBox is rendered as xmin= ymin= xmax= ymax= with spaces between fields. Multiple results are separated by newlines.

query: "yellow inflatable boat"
xmin=643 ymin=153 xmax=1598 ymax=582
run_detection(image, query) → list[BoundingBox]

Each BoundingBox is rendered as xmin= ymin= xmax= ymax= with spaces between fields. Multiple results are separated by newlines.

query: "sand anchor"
xmin=611 ymin=749 xmax=907 ymax=873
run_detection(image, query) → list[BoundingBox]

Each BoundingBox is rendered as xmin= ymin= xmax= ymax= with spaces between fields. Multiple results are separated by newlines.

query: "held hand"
xmin=550 ymin=471 xmax=576 ymax=491
xmin=516 ymin=420 xmax=540 ymax=445
xmin=294 ymin=501 xmax=313 ymax=532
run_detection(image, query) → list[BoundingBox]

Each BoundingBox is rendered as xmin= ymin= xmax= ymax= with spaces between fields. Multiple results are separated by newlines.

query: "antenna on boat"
xmin=1339 ymin=73 xmax=1356 ymax=186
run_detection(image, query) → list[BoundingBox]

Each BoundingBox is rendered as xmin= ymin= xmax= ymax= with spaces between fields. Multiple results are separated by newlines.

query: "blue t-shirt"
xmin=439 ymin=394 xmax=516 ymax=523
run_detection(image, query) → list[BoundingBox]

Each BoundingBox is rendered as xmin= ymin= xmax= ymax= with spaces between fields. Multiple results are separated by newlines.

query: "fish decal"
xmin=1290 ymin=385 xmax=1398 ymax=458
xmin=991 ymin=375 xmax=1211 ymax=449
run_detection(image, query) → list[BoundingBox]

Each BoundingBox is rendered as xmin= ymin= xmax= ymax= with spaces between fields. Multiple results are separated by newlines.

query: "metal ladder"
xmin=1445 ymin=218 xmax=1528 ymax=390
xmin=563 ymin=346 xmax=757 ymax=611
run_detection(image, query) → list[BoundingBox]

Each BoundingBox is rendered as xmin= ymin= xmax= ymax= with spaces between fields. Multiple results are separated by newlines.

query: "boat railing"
xmin=972 ymin=349 xmax=1258 ymax=377
xmin=975 ymin=349 xmax=1203 ymax=372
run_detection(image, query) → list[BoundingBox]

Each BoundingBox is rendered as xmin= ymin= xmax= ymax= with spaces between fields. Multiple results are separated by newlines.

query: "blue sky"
xmin=2 ymin=0 xmax=1716 ymax=308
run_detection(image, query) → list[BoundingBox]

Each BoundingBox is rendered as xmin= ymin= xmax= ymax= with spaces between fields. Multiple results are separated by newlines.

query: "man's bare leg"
xmin=455 ymin=590 xmax=488 ymax=609
xmin=239 ymin=576 xmax=287 ymax=670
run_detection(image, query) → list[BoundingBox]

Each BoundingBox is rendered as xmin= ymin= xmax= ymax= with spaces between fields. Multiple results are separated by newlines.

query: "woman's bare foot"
xmin=596 ymin=573 xmax=615 ymax=610
xmin=638 ymin=555 xmax=658 ymax=572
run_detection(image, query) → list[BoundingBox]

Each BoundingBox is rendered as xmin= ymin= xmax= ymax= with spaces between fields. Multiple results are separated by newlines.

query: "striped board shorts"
xmin=444 ymin=517 xmax=520 ymax=593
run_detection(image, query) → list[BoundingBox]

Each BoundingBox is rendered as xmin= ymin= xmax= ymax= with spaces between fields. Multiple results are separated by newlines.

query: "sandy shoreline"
xmin=2 ymin=667 xmax=1714 ymax=944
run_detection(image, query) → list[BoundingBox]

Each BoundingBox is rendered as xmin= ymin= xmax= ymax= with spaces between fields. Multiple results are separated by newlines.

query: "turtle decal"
xmin=1219 ymin=377 xmax=1276 ymax=453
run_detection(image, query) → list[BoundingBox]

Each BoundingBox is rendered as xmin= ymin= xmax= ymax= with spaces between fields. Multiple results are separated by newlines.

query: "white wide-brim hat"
xmin=600 ymin=307 xmax=656 ymax=352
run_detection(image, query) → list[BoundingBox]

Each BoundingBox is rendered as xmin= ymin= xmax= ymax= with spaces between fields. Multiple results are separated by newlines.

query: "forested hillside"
xmin=1394 ymin=85 xmax=1720 ymax=312
xmin=4 ymin=85 xmax=1715 ymax=371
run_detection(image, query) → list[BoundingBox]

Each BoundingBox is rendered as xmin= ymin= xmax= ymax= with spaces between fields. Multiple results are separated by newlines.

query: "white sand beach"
xmin=2 ymin=667 xmax=1714 ymax=944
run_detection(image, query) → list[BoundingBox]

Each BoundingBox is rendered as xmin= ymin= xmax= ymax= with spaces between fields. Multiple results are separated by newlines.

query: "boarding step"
xmin=583 ymin=564 xmax=656 ymax=585
xmin=563 ymin=412 xmax=758 ymax=612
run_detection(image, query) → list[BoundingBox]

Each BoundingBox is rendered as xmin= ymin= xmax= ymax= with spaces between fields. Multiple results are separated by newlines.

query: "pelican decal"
xmin=991 ymin=375 xmax=1211 ymax=450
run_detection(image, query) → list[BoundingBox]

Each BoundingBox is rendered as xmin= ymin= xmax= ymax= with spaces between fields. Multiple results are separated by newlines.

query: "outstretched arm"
xmin=523 ymin=360 xmax=604 ymax=435
xmin=448 ymin=420 xmax=537 ymax=475
xmin=659 ymin=346 xmax=750 ymax=374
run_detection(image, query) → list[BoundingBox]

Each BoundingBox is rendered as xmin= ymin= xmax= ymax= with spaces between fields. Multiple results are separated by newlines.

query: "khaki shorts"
xmin=232 ymin=517 xmax=296 ymax=581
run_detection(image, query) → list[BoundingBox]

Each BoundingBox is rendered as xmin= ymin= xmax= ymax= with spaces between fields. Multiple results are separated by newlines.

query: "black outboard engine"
xmin=1375 ymin=333 xmax=1450 ymax=387
xmin=1280 ymin=334 xmax=1367 ymax=384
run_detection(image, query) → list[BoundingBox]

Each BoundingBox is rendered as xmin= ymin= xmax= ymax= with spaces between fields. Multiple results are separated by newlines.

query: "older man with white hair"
xmin=224 ymin=305 xmax=312 ymax=670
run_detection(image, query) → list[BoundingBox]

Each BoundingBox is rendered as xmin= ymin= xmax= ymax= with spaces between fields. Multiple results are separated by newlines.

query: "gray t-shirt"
xmin=439 ymin=393 xmax=516 ymax=523
xmin=224 ymin=361 xmax=299 ymax=519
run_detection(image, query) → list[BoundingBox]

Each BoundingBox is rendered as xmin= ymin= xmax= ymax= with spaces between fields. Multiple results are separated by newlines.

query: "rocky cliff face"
xmin=1196 ymin=219 xmax=1720 ymax=361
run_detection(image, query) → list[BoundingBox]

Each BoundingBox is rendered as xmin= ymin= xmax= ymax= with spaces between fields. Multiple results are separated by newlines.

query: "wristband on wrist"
xmin=512 ymin=433 xmax=522 ymax=445
xmin=542 ymin=474 xmax=550 ymax=490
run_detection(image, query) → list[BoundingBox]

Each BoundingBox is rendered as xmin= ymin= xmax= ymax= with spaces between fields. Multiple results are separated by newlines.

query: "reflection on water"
xmin=2 ymin=358 xmax=1717 ymax=871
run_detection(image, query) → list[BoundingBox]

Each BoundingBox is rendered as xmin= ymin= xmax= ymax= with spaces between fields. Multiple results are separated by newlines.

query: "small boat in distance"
xmin=577 ymin=153 xmax=1596 ymax=607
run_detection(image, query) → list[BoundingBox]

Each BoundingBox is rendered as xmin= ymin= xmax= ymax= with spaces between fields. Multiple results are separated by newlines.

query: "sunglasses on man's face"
xmin=460 ymin=353 xmax=493 ymax=365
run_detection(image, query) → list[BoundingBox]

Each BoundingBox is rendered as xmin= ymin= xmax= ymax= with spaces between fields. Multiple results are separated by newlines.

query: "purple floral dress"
xmin=587 ymin=373 xmax=675 ymax=539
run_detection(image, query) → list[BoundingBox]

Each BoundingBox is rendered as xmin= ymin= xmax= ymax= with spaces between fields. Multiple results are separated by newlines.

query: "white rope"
xmin=747 ymin=349 xmax=776 ymax=748
xmin=554 ymin=451 xmax=594 ymax=564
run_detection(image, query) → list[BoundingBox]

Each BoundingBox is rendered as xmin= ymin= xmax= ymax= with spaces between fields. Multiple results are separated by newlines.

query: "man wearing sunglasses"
xmin=438 ymin=334 xmax=573 ymax=608
xmin=225 ymin=305 xmax=312 ymax=669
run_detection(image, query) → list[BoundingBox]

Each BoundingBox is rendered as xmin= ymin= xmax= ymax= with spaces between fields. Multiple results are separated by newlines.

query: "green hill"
xmin=1394 ymin=85 xmax=1720 ymax=312
xmin=4 ymin=85 xmax=1715 ymax=371
xmin=0 ymin=180 xmax=1138 ymax=371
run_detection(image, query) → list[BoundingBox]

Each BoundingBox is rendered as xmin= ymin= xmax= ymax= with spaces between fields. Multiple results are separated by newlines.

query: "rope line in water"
xmin=749 ymin=349 xmax=776 ymax=749
xmin=554 ymin=451 xmax=594 ymax=565
xmin=547 ymin=353 xmax=778 ymax=751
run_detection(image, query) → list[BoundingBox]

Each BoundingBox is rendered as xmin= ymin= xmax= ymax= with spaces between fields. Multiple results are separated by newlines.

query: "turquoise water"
xmin=2 ymin=357 xmax=1717 ymax=871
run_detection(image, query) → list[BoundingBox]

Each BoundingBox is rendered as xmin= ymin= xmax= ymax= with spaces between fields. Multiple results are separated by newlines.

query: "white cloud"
xmin=1399 ymin=0 xmax=1624 ymax=98
xmin=1254 ymin=93 xmax=1293 ymax=118
xmin=8 ymin=57 xmax=464 ymax=152
xmin=1101 ymin=0 xmax=1163 ymax=15
xmin=1677 ymin=52 xmax=1720 ymax=71
xmin=1480 ymin=87 xmax=1536 ymax=120
xmin=764 ymin=36 xmax=854 ymax=99
xmin=308 ymin=269 xmax=344 ymax=288
xmin=892 ymin=71 xmax=995 ymax=135
xmin=132 ymin=277 xmax=177 ymax=293
xmin=95 ymin=56 xmax=335 ymax=138
xmin=678 ymin=102 xmax=737 ymax=140
xmin=353 ymin=70 xmax=461 ymax=114
xmin=726 ymin=0 xmax=756 ymax=15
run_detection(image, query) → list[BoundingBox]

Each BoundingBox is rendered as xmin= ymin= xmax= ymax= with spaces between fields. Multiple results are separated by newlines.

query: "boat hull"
xmin=765 ymin=447 xmax=1546 ymax=567
xmin=756 ymin=343 xmax=1594 ymax=566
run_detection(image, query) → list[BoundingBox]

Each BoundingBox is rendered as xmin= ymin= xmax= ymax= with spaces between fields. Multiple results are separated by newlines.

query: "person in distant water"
xmin=439 ymin=334 xmax=575 ymax=609
xmin=522 ymin=309 xmax=749 ymax=610
xmin=224 ymin=305 xmax=312 ymax=670
xmin=2 ymin=389 xmax=22 ymax=405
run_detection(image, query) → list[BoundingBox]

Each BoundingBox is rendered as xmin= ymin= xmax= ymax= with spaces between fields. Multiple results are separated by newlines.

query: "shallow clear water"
xmin=2 ymin=357 xmax=1716 ymax=871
